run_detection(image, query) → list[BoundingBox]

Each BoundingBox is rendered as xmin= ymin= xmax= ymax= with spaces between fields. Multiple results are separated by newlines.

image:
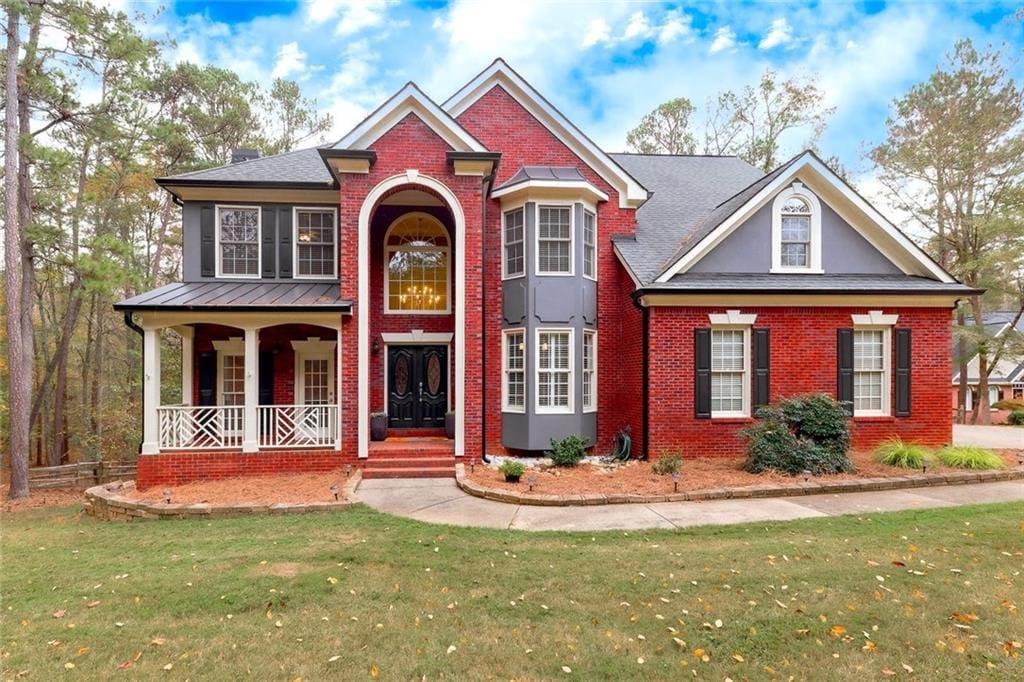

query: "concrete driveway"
xmin=953 ymin=424 xmax=1023 ymax=449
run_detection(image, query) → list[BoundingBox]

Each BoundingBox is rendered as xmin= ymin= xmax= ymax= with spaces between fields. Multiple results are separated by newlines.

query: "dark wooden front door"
xmin=387 ymin=345 xmax=448 ymax=428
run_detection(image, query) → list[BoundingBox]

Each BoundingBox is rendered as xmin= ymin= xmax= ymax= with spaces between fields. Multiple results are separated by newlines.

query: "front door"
xmin=387 ymin=345 xmax=448 ymax=428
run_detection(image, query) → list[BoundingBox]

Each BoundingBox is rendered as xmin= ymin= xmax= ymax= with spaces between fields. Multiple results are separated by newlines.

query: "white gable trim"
xmin=656 ymin=152 xmax=954 ymax=284
xmin=334 ymin=83 xmax=486 ymax=152
xmin=443 ymin=60 xmax=648 ymax=209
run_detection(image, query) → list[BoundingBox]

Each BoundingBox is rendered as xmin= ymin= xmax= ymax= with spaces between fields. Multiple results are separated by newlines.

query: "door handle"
xmin=418 ymin=381 xmax=423 ymax=397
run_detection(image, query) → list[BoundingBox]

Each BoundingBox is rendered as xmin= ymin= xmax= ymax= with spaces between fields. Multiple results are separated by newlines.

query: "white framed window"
xmin=853 ymin=328 xmax=890 ymax=416
xmin=582 ymin=209 xmax=597 ymax=280
xmin=535 ymin=328 xmax=573 ymax=413
xmin=582 ymin=329 xmax=597 ymax=411
xmin=383 ymin=212 xmax=450 ymax=314
xmin=216 ymin=205 xmax=261 ymax=278
xmin=711 ymin=328 xmax=749 ymax=417
xmin=293 ymin=208 xmax=337 ymax=279
xmin=502 ymin=207 xmax=525 ymax=279
xmin=536 ymin=204 xmax=573 ymax=275
xmin=770 ymin=183 xmax=822 ymax=273
xmin=502 ymin=329 xmax=526 ymax=412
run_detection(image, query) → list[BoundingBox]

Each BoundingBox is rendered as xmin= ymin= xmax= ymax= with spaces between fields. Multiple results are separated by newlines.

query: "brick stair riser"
xmin=367 ymin=458 xmax=456 ymax=469
xmin=362 ymin=467 xmax=455 ymax=479
xmin=368 ymin=447 xmax=455 ymax=457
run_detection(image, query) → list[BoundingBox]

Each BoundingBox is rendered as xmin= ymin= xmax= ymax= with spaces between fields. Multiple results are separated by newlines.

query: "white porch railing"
xmin=157 ymin=405 xmax=244 ymax=450
xmin=258 ymin=405 xmax=338 ymax=448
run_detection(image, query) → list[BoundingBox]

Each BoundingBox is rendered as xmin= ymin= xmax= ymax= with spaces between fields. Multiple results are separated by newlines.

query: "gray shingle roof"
xmin=609 ymin=153 xmax=764 ymax=284
xmin=115 ymin=281 xmax=351 ymax=312
xmin=495 ymin=166 xmax=588 ymax=190
xmin=157 ymin=147 xmax=334 ymax=186
xmin=641 ymin=273 xmax=980 ymax=295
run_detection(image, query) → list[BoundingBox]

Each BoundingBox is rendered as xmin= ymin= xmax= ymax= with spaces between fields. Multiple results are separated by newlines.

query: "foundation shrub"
xmin=742 ymin=394 xmax=853 ymax=475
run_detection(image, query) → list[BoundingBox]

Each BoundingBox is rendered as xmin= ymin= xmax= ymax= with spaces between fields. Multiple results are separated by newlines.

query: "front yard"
xmin=2 ymin=502 xmax=1022 ymax=680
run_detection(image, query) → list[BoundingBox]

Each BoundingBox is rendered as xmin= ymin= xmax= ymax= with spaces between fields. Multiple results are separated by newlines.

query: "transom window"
xmin=711 ymin=329 xmax=747 ymax=416
xmin=503 ymin=330 xmax=525 ymax=412
xmin=853 ymin=330 xmax=887 ymax=414
xmin=503 ymin=208 xmax=525 ymax=278
xmin=385 ymin=213 xmax=450 ymax=313
xmin=779 ymin=197 xmax=811 ymax=268
xmin=217 ymin=206 xmax=260 ymax=277
xmin=537 ymin=205 xmax=572 ymax=274
xmin=536 ymin=329 xmax=572 ymax=412
xmin=294 ymin=209 xmax=337 ymax=278
xmin=582 ymin=330 xmax=597 ymax=411
xmin=582 ymin=209 xmax=596 ymax=279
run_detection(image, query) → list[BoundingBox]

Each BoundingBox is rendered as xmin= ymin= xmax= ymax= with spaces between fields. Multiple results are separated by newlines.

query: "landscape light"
xmin=802 ymin=470 xmax=811 ymax=483
xmin=526 ymin=473 xmax=538 ymax=492
xmin=163 ymin=489 xmax=171 ymax=505
xmin=330 ymin=483 xmax=339 ymax=501
xmin=671 ymin=471 xmax=680 ymax=493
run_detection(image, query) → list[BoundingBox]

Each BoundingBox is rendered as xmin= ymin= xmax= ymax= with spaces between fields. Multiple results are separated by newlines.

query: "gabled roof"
xmin=444 ymin=59 xmax=649 ymax=208
xmin=156 ymin=147 xmax=335 ymax=187
xmin=952 ymin=311 xmax=1024 ymax=383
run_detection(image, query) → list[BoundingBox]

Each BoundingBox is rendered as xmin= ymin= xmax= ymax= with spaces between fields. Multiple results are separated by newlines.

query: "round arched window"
xmin=384 ymin=213 xmax=450 ymax=313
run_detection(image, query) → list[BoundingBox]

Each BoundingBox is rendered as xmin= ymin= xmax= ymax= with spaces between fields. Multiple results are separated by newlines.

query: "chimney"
xmin=231 ymin=148 xmax=260 ymax=164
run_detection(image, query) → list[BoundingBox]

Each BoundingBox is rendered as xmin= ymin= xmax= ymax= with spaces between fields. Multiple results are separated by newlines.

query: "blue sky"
xmin=113 ymin=0 xmax=1022 ymax=184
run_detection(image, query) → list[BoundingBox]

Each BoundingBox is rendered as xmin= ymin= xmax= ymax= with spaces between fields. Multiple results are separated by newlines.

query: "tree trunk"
xmin=955 ymin=309 xmax=969 ymax=424
xmin=969 ymin=295 xmax=992 ymax=425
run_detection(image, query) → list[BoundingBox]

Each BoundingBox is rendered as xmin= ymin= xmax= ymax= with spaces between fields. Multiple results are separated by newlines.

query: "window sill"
xmin=769 ymin=267 xmax=824 ymax=275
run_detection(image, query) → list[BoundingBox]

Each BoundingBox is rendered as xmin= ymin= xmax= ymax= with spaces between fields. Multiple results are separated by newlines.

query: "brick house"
xmin=117 ymin=60 xmax=976 ymax=488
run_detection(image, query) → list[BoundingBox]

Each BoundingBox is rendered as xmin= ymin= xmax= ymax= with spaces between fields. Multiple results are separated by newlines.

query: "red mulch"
xmin=124 ymin=469 xmax=352 ymax=505
xmin=468 ymin=450 xmax=1020 ymax=496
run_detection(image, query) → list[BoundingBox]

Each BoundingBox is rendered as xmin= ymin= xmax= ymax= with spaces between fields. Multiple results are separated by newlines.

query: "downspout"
xmin=479 ymin=171 xmax=494 ymax=463
xmin=122 ymin=311 xmax=145 ymax=454
xmin=631 ymin=291 xmax=649 ymax=460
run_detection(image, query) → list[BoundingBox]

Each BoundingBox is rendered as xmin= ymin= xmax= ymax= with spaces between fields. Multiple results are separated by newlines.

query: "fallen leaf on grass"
xmin=446 ymin=645 xmax=456 ymax=654
xmin=87 ymin=601 xmax=100 ymax=608
xmin=561 ymin=665 xmax=572 ymax=673
xmin=370 ymin=664 xmax=379 ymax=678
xmin=949 ymin=612 xmax=978 ymax=624
xmin=828 ymin=625 xmax=847 ymax=637
xmin=327 ymin=577 xmax=338 ymax=585
xmin=1004 ymin=641 xmax=1022 ymax=658
xmin=328 ymin=656 xmax=340 ymax=663
xmin=150 ymin=638 xmax=166 ymax=646
xmin=52 ymin=610 xmax=66 ymax=619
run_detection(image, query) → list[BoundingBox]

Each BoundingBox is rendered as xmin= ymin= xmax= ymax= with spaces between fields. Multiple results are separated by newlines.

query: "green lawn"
xmin=2 ymin=502 xmax=1022 ymax=680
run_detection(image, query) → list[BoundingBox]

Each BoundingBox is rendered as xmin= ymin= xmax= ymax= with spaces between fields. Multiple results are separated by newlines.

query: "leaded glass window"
xmin=218 ymin=207 xmax=260 ymax=276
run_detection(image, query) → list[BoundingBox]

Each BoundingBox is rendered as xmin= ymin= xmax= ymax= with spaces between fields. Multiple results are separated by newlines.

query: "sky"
xmin=106 ymin=0 xmax=1022 ymax=185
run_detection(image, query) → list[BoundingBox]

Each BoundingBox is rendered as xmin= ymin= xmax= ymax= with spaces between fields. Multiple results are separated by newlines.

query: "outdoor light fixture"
xmin=470 ymin=460 xmax=475 ymax=474
xmin=373 ymin=338 xmax=380 ymax=354
xmin=345 ymin=464 xmax=353 ymax=476
xmin=163 ymin=488 xmax=172 ymax=505
xmin=330 ymin=483 xmax=339 ymax=501
xmin=526 ymin=473 xmax=538 ymax=492
xmin=922 ymin=463 xmax=928 ymax=474
xmin=1017 ymin=452 xmax=1024 ymax=468
xmin=672 ymin=472 xmax=680 ymax=493
xmin=802 ymin=470 xmax=811 ymax=483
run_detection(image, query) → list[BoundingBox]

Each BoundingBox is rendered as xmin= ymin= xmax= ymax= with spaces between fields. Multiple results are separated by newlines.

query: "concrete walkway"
xmin=355 ymin=478 xmax=1024 ymax=531
xmin=954 ymin=424 xmax=1023 ymax=449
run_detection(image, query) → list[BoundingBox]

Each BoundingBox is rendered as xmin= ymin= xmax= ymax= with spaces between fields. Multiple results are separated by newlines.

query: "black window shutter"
xmin=695 ymin=328 xmax=712 ymax=419
xmin=200 ymin=205 xmax=215 ymax=277
xmin=752 ymin=328 xmax=770 ymax=412
xmin=837 ymin=328 xmax=854 ymax=415
xmin=894 ymin=328 xmax=911 ymax=417
xmin=261 ymin=207 xmax=276 ymax=278
xmin=197 ymin=351 xmax=217 ymax=406
xmin=278 ymin=207 xmax=293 ymax=278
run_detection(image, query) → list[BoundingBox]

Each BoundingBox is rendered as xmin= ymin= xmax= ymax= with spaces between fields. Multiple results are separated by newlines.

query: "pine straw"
xmin=125 ymin=469 xmax=352 ymax=505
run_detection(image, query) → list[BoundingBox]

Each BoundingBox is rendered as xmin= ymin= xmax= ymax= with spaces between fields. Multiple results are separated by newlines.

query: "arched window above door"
xmin=384 ymin=212 xmax=451 ymax=314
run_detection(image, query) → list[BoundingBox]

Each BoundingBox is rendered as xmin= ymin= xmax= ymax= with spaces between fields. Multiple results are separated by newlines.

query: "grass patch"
xmin=873 ymin=438 xmax=933 ymax=469
xmin=1 ymin=502 xmax=1023 ymax=680
xmin=936 ymin=446 xmax=1006 ymax=470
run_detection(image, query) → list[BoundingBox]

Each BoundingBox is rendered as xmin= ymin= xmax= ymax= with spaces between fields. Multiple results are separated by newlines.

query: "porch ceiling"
xmin=115 ymin=281 xmax=352 ymax=313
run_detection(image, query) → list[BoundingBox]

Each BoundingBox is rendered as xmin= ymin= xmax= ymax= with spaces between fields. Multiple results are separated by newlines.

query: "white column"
xmin=141 ymin=326 xmax=162 ymax=454
xmin=336 ymin=321 xmax=343 ymax=451
xmin=242 ymin=327 xmax=260 ymax=453
xmin=176 ymin=326 xmax=194 ymax=406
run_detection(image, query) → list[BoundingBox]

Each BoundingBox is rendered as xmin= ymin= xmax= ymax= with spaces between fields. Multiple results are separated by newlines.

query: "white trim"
xmin=382 ymin=211 xmax=452 ymax=315
xmin=770 ymin=183 xmax=823 ymax=274
xmin=491 ymin=179 xmax=609 ymax=204
xmin=582 ymin=329 xmax=597 ymax=413
xmin=582 ymin=208 xmax=597 ymax=282
xmin=334 ymin=82 xmax=486 ymax=152
xmin=214 ymin=205 xmax=262 ymax=279
xmin=359 ymin=173 xmax=466 ymax=459
xmin=612 ymin=242 xmax=642 ymax=289
xmin=292 ymin=206 xmax=338 ymax=279
xmin=501 ymin=205 xmax=526 ymax=280
xmin=174 ymin=326 xmax=194 ymax=406
xmin=380 ymin=331 xmax=454 ymax=345
xmin=534 ymin=202 xmax=575 ymax=277
xmin=141 ymin=327 xmax=161 ymax=454
xmin=655 ymin=152 xmax=955 ymax=283
xmin=502 ymin=328 xmax=526 ymax=413
xmin=708 ymin=310 xmax=758 ymax=326
xmin=851 ymin=326 xmax=892 ymax=417
xmin=851 ymin=310 xmax=899 ymax=326
xmin=709 ymin=325 xmax=752 ymax=419
xmin=534 ymin=327 xmax=574 ymax=414
xmin=443 ymin=60 xmax=647 ymax=208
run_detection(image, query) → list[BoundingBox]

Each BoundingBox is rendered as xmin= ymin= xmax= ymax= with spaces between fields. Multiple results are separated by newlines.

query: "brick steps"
xmin=362 ymin=466 xmax=454 ymax=479
xmin=364 ymin=437 xmax=456 ymax=479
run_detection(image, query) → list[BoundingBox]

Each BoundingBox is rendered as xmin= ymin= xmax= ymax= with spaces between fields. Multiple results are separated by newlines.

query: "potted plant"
xmin=499 ymin=459 xmax=526 ymax=483
xmin=445 ymin=410 xmax=455 ymax=439
xmin=370 ymin=412 xmax=388 ymax=441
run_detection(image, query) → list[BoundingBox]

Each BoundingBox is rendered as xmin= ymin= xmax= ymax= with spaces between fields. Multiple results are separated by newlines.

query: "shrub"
xmin=652 ymin=453 xmax=682 ymax=476
xmin=1007 ymin=410 xmax=1024 ymax=426
xmin=874 ymin=438 xmax=932 ymax=469
xmin=547 ymin=435 xmax=587 ymax=467
xmin=935 ymin=446 xmax=1004 ymax=470
xmin=993 ymin=398 xmax=1024 ymax=412
xmin=742 ymin=394 xmax=853 ymax=475
xmin=499 ymin=460 xmax=526 ymax=478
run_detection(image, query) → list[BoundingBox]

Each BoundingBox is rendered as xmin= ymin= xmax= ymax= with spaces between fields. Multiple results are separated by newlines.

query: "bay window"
xmin=536 ymin=205 xmax=572 ymax=275
xmin=536 ymin=328 xmax=572 ymax=412
xmin=503 ymin=329 xmax=526 ymax=412
xmin=503 ymin=208 xmax=525 ymax=278
xmin=583 ymin=330 xmax=597 ymax=411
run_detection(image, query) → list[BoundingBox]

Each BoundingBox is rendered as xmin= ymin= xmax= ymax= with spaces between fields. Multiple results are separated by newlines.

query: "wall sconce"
xmin=373 ymin=337 xmax=380 ymax=354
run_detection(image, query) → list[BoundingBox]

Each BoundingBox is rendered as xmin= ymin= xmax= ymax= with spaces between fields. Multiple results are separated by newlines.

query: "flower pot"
xmin=445 ymin=412 xmax=455 ymax=439
xmin=504 ymin=473 xmax=521 ymax=483
xmin=370 ymin=414 xmax=388 ymax=441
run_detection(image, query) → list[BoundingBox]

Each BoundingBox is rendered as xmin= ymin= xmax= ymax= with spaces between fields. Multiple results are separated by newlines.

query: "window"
xmin=853 ymin=329 xmax=887 ymax=414
xmin=771 ymin=184 xmax=821 ymax=273
xmin=503 ymin=208 xmax=525 ymax=278
xmin=582 ymin=209 xmax=596 ymax=279
xmin=537 ymin=205 xmax=572 ymax=274
xmin=217 ymin=206 xmax=260 ymax=277
xmin=582 ymin=330 xmax=597 ymax=411
xmin=219 ymin=353 xmax=245 ymax=434
xmin=711 ymin=329 xmax=748 ymax=416
xmin=384 ymin=213 xmax=450 ymax=313
xmin=294 ymin=208 xmax=337 ymax=278
xmin=503 ymin=330 xmax=525 ymax=412
xmin=536 ymin=329 xmax=572 ymax=412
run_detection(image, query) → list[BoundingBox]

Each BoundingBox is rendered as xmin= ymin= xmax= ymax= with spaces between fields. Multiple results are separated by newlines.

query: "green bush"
xmin=874 ymin=438 xmax=932 ymax=469
xmin=499 ymin=460 xmax=526 ymax=478
xmin=742 ymin=394 xmax=853 ymax=475
xmin=993 ymin=398 xmax=1024 ymax=412
xmin=935 ymin=446 xmax=1004 ymax=470
xmin=1007 ymin=410 xmax=1024 ymax=426
xmin=651 ymin=453 xmax=682 ymax=476
xmin=547 ymin=435 xmax=587 ymax=467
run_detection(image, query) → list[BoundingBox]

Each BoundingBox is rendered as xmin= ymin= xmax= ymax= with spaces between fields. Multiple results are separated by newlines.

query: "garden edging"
xmin=454 ymin=463 xmax=1024 ymax=506
xmin=83 ymin=471 xmax=361 ymax=521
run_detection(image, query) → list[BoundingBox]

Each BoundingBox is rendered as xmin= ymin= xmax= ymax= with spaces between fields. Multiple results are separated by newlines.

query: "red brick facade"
xmin=137 ymin=449 xmax=354 ymax=488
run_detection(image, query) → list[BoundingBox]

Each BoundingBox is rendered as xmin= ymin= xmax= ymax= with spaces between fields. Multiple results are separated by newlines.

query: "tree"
xmin=261 ymin=79 xmax=333 ymax=156
xmin=625 ymin=97 xmax=697 ymax=154
xmin=871 ymin=40 xmax=1024 ymax=423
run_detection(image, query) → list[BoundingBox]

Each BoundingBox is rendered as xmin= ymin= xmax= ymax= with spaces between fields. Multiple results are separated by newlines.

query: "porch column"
xmin=175 ymin=326 xmax=194 ymax=406
xmin=242 ymin=327 xmax=260 ymax=453
xmin=141 ymin=326 xmax=162 ymax=455
xmin=336 ymin=320 xmax=343 ymax=451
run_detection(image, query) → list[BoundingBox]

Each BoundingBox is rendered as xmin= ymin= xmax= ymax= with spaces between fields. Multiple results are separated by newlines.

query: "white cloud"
xmin=622 ymin=11 xmax=652 ymax=41
xmin=658 ymin=10 xmax=693 ymax=45
xmin=709 ymin=26 xmax=737 ymax=54
xmin=271 ymin=42 xmax=307 ymax=79
xmin=335 ymin=0 xmax=393 ymax=36
xmin=582 ymin=18 xmax=612 ymax=48
xmin=759 ymin=18 xmax=793 ymax=50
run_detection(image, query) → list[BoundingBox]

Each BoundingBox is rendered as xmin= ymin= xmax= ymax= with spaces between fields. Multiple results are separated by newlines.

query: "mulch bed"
xmin=2 ymin=486 xmax=85 ymax=513
xmin=468 ymin=450 xmax=1020 ymax=496
xmin=123 ymin=469 xmax=352 ymax=506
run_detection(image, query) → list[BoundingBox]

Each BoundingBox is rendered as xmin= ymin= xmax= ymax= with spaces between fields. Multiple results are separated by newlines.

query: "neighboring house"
xmin=950 ymin=312 xmax=1024 ymax=422
xmin=116 ymin=59 xmax=977 ymax=488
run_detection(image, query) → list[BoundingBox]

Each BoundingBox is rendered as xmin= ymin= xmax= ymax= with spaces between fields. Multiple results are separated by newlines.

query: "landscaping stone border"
xmin=455 ymin=464 xmax=1024 ymax=507
xmin=83 ymin=471 xmax=361 ymax=521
